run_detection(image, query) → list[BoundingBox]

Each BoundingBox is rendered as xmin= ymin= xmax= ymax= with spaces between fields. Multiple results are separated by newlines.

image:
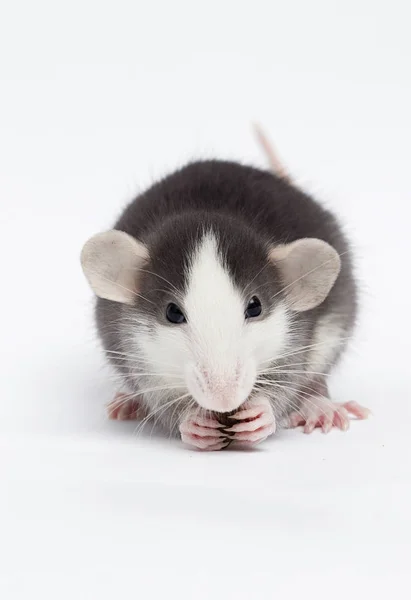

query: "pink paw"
xmin=288 ymin=399 xmax=371 ymax=434
xmin=179 ymin=412 xmax=230 ymax=451
xmin=223 ymin=395 xmax=276 ymax=445
xmin=107 ymin=392 xmax=146 ymax=421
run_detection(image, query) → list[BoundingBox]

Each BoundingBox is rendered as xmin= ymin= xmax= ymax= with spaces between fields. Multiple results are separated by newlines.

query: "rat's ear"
xmin=80 ymin=230 xmax=149 ymax=305
xmin=269 ymin=238 xmax=341 ymax=312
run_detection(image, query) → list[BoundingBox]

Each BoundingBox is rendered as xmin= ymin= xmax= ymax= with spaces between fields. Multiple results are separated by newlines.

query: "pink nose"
xmin=209 ymin=389 xmax=240 ymax=411
xmin=194 ymin=367 xmax=244 ymax=412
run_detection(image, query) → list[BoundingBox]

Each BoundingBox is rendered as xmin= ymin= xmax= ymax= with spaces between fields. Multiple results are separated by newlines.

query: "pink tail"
xmin=253 ymin=123 xmax=291 ymax=182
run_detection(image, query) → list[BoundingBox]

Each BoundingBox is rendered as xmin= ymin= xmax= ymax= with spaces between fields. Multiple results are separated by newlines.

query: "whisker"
xmin=168 ymin=394 xmax=188 ymax=434
xmin=259 ymin=369 xmax=332 ymax=378
xmin=134 ymin=393 xmax=190 ymax=436
xmin=260 ymin=336 xmax=353 ymax=365
xmin=262 ymin=360 xmax=337 ymax=370
xmin=242 ymin=261 xmax=272 ymax=297
xmin=105 ymin=350 xmax=183 ymax=372
xmin=256 ymin=378 xmax=334 ymax=420
xmin=138 ymin=269 xmax=182 ymax=298
xmin=126 ymin=383 xmax=185 ymax=396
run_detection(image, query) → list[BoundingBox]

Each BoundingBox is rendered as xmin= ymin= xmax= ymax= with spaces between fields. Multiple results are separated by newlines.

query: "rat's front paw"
xmin=179 ymin=411 xmax=230 ymax=451
xmin=223 ymin=395 xmax=276 ymax=445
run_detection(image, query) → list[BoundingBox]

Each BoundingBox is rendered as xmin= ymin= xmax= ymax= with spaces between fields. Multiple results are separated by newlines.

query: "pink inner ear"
xmin=81 ymin=230 xmax=149 ymax=304
xmin=268 ymin=238 xmax=341 ymax=312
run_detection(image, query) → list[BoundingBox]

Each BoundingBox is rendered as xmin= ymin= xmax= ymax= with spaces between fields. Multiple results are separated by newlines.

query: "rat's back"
xmin=114 ymin=160 xmax=345 ymax=253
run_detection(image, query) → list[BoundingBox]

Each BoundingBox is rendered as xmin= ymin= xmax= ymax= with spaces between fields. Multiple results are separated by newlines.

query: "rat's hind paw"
xmin=287 ymin=399 xmax=371 ymax=434
xmin=222 ymin=395 xmax=276 ymax=445
xmin=179 ymin=411 xmax=230 ymax=451
xmin=107 ymin=392 xmax=146 ymax=421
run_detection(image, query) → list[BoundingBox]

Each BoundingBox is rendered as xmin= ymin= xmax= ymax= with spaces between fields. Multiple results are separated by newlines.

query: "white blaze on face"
xmin=183 ymin=233 xmax=253 ymax=411
xmin=138 ymin=231 xmax=291 ymax=413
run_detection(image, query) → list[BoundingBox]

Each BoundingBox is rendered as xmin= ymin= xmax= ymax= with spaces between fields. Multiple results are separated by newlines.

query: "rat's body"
xmin=81 ymin=132 xmax=369 ymax=450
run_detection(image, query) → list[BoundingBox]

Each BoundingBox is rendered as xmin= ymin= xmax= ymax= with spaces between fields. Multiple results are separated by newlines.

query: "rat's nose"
xmin=186 ymin=362 xmax=256 ymax=412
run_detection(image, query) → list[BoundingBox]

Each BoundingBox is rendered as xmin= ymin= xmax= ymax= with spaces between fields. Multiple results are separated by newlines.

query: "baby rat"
xmin=81 ymin=126 xmax=370 ymax=450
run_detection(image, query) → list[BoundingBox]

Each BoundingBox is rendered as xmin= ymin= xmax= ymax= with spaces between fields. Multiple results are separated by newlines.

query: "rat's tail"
xmin=253 ymin=123 xmax=291 ymax=182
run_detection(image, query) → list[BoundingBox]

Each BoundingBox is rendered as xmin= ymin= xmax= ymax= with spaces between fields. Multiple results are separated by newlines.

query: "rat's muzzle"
xmin=185 ymin=361 xmax=256 ymax=412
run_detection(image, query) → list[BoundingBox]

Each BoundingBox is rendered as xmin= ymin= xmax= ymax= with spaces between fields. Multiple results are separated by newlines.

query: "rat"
xmin=80 ymin=125 xmax=370 ymax=450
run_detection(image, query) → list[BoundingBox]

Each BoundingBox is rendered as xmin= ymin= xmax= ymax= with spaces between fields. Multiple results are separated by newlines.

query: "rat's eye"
xmin=245 ymin=296 xmax=262 ymax=319
xmin=166 ymin=303 xmax=186 ymax=324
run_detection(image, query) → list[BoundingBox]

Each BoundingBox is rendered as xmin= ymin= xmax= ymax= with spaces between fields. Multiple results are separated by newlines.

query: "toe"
xmin=109 ymin=397 xmax=143 ymax=421
xmin=180 ymin=409 xmax=232 ymax=450
xmin=303 ymin=419 xmax=317 ymax=434
xmin=107 ymin=401 xmax=125 ymax=419
xmin=180 ymin=421 xmax=226 ymax=439
xmin=107 ymin=404 xmax=119 ymax=419
xmin=180 ymin=433 xmax=217 ymax=449
xmin=287 ymin=412 xmax=305 ymax=428
xmin=230 ymin=395 xmax=272 ymax=422
xmin=107 ymin=393 xmax=136 ymax=420
xmin=342 ymin=401 xmax=371 ymax=419
xmin=117 ymin=403 xmax=132 ymax=420
xmin=203 ymin=440 xmax=231 ymax=451
xmin=181 ymin=433 xmax=228 ymax=451
xmin=230 ymin=406 xmax=265 ymax=421
xmin=333 ymin=406 xmax=350 ymax=431
xmin=321 ymin=414 xmax=334 ymax=434
xmin=230 ymin=423 xmax=275 ymax=443
xmin=192 ymin=416 xmax=224 ymax=429
xmin=225 ymin=412 xmax=275 ymax=433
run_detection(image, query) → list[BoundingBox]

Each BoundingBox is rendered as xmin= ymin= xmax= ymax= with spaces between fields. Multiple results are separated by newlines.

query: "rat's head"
xmin=81 ymin=215 xmax=340 ymax=413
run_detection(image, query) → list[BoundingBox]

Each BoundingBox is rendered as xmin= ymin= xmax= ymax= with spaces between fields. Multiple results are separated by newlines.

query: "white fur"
xmin=138 ymin=231 xmax=291 ymax=412
xmin=307 ymin=315 xmax=345 ymax=373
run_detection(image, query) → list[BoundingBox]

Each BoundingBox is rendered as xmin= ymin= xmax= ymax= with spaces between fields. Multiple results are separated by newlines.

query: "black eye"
xmin=245 ymin=296 xmax=262 ymax=319
xmin=166 ymin=303 xmax=186 ymax=324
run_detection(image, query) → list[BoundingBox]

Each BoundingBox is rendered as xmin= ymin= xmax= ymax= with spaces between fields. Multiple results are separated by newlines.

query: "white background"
xmin=1 ymin=1 xmax=410 ymax=598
